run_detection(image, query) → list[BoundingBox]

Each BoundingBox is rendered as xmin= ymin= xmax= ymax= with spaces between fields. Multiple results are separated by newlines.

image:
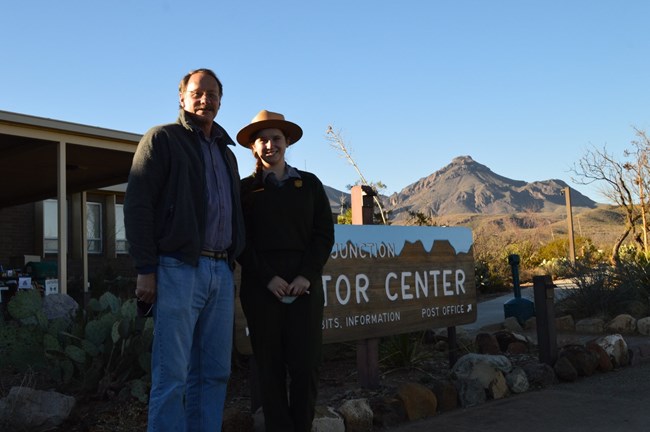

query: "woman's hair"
xmin=253 ymin=153 xmax=265 ymax=183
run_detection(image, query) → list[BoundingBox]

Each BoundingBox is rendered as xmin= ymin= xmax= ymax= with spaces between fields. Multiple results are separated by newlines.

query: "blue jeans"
xmin=147 ymin=256 xmax=234 ymax=432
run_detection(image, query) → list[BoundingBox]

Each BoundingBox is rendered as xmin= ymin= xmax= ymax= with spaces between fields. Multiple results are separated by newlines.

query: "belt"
xmin=200 ymin=250 xmax=228 ymax=260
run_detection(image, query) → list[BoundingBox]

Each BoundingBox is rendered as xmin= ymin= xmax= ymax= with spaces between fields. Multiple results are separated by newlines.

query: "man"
xmin=124 ymin=68 xmax=245 ymax=431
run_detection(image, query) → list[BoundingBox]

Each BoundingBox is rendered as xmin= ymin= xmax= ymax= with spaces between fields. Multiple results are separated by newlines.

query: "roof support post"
xmin=57 ymin=141 xmax=67 ymax=294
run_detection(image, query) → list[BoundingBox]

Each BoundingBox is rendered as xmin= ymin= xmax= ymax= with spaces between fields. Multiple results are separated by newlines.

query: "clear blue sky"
xmin=3 ymin=1 xmax=649 ymax=204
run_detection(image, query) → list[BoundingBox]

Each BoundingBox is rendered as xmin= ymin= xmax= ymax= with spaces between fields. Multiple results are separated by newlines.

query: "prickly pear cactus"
xmin=121 ymin=298 xmax=137 ymax=320
xmin=130 ymin=378 xmax=150 ymax=403
xmin=85 ymin=317 xmax=112 ymax=346
xmin=65 ymin=344 xmax=88 ymax=364
xmin=81 ymin=338 xmax=100 ymax=357
xmin=0 ymin=325 xmax=46 ymax=371
xmin=112 ymin=318 xmax=131 ymax=343
xmin=7 ymin=290 xmax=42 ymax=321
xmin=99 ymin=291 xmax=120 ymax=313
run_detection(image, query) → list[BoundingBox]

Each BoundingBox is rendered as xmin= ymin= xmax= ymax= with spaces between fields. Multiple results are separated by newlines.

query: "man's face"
xmin=179 ymin=72 xmax=221 ymax=126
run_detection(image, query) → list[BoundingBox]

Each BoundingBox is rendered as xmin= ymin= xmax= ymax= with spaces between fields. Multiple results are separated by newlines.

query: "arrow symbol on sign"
xmin=467 ymin=304 xmax=472 ymax=312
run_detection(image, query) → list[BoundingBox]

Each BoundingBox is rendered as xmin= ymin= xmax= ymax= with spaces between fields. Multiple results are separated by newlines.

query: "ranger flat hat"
xmin=236 ymin=110 xmax=303 ymax=147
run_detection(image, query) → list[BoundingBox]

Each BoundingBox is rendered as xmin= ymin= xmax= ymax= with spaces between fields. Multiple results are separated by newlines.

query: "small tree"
xmin=623 ymin=128 xmax=650 ymax=256
xmin=326 ymin=126 xmax=388 ymax=224
xmin=407 ymin=210 xmax=437 ymax=226
xmin=571 ymin=128 xmax=650 ymax=262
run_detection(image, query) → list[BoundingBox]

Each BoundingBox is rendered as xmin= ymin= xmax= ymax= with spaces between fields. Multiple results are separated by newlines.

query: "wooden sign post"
xmin=351 ymin=185 xmax=380 ymax=388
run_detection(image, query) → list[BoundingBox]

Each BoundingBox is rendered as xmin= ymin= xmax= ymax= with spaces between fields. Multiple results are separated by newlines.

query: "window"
xmin=87 ymin=202 xmax=102 ymax=254
xmin=43 ymin=199 xmax=103 ymax=254
xmin=43 ymin=200 xmax=59 ymax=253
xmin=115 ymin=204 xmax=128 ymax=254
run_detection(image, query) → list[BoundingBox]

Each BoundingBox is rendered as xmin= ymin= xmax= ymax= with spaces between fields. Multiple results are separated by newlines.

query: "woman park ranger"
xmin=236 ymin=110 xmax=335 ymax=432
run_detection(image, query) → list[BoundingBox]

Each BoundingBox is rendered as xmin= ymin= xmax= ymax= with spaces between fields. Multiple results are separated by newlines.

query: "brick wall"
xmin=0 ymin=203 xmax=36 ymax=268
xmin=1 ymin=202 xmax=136 ymax=302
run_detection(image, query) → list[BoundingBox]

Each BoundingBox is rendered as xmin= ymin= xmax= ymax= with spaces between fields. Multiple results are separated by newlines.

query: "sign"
xmin=234 ymin=225 xmax=476 ymax=355
xmin=18 ymin=277 xmax=32 ymax=289
xmin=45 ymin=279 xmax=59 ymax=295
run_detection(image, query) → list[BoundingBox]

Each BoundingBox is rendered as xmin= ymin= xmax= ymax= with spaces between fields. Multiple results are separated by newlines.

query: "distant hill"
xmin=323 ymin=155 xmax=618 ymax=247
xmin=386 ymin=156 xmax=597 ymax=223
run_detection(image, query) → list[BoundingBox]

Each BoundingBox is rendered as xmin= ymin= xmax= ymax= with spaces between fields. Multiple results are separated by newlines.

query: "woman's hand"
xmin=267 ymin=276 xmax=289 ymax=299
xmin=287 ymin=275 xmax=311 ymax=296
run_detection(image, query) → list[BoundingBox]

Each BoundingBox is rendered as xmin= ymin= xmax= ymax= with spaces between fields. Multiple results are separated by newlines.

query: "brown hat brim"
xmin=236 ymin=119 xmax=303 ymax=147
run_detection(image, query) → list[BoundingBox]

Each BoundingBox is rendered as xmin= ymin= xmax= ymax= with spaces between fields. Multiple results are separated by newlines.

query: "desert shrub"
xmin=615 ymin=244 xmax=650 ymax=286
xmin=532 ymin=237 xmax=605 ymax=269
xmin=474 ymin=257 xmax=508 ymax=294
xmin=538 ymin=257 xmax=572 ymax=279
xmin=556 ymin=255 xmax=650 ymax=320
xmin=473 ymin=238 xmax=540 ymax=294
xmin=379 ymin=332 xmax=432 ymax=370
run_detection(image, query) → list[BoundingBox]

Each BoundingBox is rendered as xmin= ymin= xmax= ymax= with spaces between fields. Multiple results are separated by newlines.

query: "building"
xmin=0 ymin=110 xmax=140 ymax=302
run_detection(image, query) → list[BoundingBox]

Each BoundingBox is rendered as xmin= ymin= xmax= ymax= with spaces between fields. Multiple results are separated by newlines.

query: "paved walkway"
xmin=388 ymin=281 xmax=650 ymax=432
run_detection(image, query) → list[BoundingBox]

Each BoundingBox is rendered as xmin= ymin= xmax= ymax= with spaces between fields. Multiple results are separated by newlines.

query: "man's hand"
xmin=135 ymin=273 xmax=157 ymax=304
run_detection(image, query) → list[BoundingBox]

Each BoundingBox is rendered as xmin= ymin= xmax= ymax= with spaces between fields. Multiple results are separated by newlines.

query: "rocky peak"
xmin=386 ymin=156 xmax=596 ymax=222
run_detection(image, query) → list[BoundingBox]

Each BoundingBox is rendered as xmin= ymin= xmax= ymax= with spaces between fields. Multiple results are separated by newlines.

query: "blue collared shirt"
xmin=200 ymin=127 xmax=232 ymax=252
xmin=263 ymin=163 xmax=302 ymax=186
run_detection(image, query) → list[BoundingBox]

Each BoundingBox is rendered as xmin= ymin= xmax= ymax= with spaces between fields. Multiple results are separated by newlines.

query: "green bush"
xmin=0 ymin=290 xmax=152 ymax=400
xmin=474 ymin=257 xmax=508 ymax=294
xmin=533 ymin=237 xmax=605 ymax=269
xmin=556 ymin=251 xmax=650 ymax=320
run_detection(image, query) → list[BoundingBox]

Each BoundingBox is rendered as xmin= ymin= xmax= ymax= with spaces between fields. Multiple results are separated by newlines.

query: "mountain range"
xmin=324 ymin=155 xmax=598 ymax=223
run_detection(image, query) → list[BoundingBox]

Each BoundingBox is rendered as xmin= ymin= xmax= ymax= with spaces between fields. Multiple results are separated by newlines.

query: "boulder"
xmin=555 ymin=315 xmax=575 ymax=331
xmin=557 ymin=344 xmax=599 ymax=377
xmin=494 ymin=330 xmax=519 ymax=352
xmin=520 ymin=361 xmax=557 ymax=388
xmin=575 ymin=318 xmax=605 ymax=334
xmin=396 ymin=382 xmax=437 ymax=421
xmin=636 ymin=317 xmax=650 ymax=336
xmin=430 ymin=378 xmax=458 ymax=412
xmin=606 ymin=314 xmax=637 ymax=334
xmin=368 ymin=397 xmax=406 ymax=429
xmin=524 ymin=316 xmax=537 ymax=330
xmin=594 ymin=334 xmax=629 ymax=367
xmin=488 ymin=371 xmax=510 ymax=399
xmin=505 ymin=367 xmax=529 ymax=394
xmin=312 ymin=405 xmax=345 ymax=432
xmin=455 ymin=378 xmax=486 ymax=408
xmin=338 ymin=398 xmax=373 ymax=432
xmin=42 ymin=293 xmax=79 ymax=322
xmin=475 ymin=333 xmax=501 ymax=355
xmin=0 ymin=386 xmax=75 ymax=432
xmin=586 ymin=342 xmax=614 ymax=372
xmin=506 ymin=341 xmax=529 ymax=355
xmin=451 ymin=353 xmax=512 ymax=388
xmin=503 ymin=316 xmax=524 ymax=332
xmin=554 ymin=356 xmax=578 ymax=382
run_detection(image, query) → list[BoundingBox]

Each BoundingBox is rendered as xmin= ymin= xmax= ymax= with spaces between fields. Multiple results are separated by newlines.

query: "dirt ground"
xmin=19 ymin=340 xmax=452 ymax=431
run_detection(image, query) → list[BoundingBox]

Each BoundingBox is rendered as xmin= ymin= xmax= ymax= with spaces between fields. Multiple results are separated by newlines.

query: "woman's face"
xmin=252 ymin=128 xmax=289 ymax=169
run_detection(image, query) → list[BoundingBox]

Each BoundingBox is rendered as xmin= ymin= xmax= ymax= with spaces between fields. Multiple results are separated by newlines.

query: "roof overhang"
xmin=0 ymin=110 xmax=141 ymax=207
